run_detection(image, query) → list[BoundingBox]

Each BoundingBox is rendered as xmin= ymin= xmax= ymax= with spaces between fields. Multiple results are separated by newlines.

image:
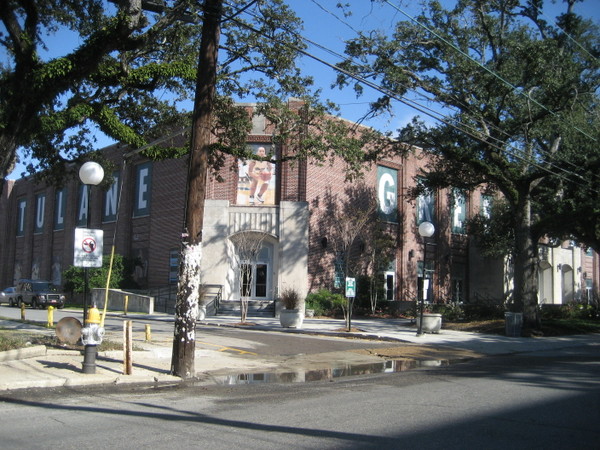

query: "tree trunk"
xmin=512 ymin=195 xmax=539 ymax=329
xmin=0 ymin=136 xmax=19 ymax=198
xmin=171 ymin=0 xmax=222 ymax=378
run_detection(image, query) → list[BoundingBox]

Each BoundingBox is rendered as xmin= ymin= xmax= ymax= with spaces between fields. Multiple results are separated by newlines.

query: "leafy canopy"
xmin=1 ymin=0 xmax=393 ymax=192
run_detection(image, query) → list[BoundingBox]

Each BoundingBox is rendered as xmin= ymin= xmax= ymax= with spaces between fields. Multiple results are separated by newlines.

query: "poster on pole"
xmin=345 ymin=277 xmax=356 ymax=298
xmin=74 ymin=228 xmax=103 ymax=268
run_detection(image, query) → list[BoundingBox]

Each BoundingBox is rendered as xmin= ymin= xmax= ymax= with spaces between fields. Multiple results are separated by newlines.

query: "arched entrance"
xmin=229 ymin=231 xmax=276 ymax=300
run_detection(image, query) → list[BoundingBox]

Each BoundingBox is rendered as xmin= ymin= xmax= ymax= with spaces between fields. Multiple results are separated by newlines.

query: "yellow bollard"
xmin=20 ymin=302 xmax=25 ymax=320
xmin=47 ymin=306 xmax=54 ymax=328
xmin=124 ymin=295 xmax=129 ymax=315
xmin=145 ymin=324 xmax=151 ymax=342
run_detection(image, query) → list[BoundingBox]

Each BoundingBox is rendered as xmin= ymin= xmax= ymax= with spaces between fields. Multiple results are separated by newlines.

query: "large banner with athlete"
xmin=237 ymin=144 xmax=276 ymax=205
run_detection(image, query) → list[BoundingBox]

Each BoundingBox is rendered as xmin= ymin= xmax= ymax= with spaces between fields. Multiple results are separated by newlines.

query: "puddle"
xmin=204 ymin=359 xmax=449 ymax=385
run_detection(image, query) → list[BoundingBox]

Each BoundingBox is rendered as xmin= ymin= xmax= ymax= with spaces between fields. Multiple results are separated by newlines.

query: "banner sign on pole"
xmin=345 ymin=277 xmax=356 ymax=298
xmin=74 ymin=228 xmax=104 ymax=268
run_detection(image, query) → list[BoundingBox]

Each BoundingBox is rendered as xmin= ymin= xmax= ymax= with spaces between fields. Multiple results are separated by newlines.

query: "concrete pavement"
xmin=0 ymin=313 xmax=598 ymax=392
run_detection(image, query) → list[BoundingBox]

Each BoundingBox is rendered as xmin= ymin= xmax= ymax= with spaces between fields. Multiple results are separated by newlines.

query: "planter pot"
xmin=416 ymin=313 xmax=442 ymax=334
xmin=305 ymin=309 xmax=314 ymax=318
xmin=280 ymin=309 xmax=304 ymax=328
xmin=197 ymin=305 xmax=207 ymax=321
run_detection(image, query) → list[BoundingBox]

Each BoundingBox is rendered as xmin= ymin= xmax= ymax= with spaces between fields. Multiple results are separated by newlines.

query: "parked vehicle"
xmin=1 ymin=287 xmax=16 ymax=306
xmin=14 ymin=279 xmax=66 ymax=309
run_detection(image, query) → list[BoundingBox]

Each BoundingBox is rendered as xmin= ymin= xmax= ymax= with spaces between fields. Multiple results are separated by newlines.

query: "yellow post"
xmin=47 ymin=306 xmax=54 ymax=328
xmin=123 ymin=320 xmax=133 ymax=375
xmin=20 ymin=302 xmax=25 ymax=320
xmin=100 ymin=245 xmax=116 ymax=329
xmin=124 ymin=295 xmax=129 ymax=316
xmin=145 ymin=324 xmax=151 ymax=342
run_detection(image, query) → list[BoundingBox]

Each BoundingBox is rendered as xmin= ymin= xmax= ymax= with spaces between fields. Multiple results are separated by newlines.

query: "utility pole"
xmin=170 ymin=0 xmax=222 ymax=378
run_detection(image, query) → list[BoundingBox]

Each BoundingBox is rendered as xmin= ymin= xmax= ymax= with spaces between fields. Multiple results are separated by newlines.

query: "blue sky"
xmin=6 ymin=0 xmax=599 ymax=179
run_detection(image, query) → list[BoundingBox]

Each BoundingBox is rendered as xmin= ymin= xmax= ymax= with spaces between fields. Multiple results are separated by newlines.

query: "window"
xmin=334 ymin=252 xmax=344 ymax=289
xmin=169 ymin=249 xmax=179 ymax=284
xmin=385 ymin=272 xmax=395 ymax=301
xmin=481 ymin=194 xmax=492 ymax=219
xmin=451 ymin=189 xmax=466 ymax=234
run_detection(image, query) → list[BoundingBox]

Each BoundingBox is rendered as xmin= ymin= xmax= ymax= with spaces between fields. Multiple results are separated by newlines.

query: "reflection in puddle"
xmin=209 ymin=359 xmax=449 ymax=385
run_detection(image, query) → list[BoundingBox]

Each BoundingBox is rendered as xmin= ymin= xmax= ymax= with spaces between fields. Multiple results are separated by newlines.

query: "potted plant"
xmin=415 ymin=302 xmax=443 ymax=333
xmin=279 ymin=287 xmax=304 ymax=328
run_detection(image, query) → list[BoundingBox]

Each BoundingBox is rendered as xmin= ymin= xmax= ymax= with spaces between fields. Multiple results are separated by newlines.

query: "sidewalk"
xmin=1 ymin=313 xmax=598 ymax=392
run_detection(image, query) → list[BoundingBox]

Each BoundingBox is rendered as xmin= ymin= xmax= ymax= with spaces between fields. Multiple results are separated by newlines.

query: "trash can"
xmin=505 ymin=312 xmax=523 ymax=337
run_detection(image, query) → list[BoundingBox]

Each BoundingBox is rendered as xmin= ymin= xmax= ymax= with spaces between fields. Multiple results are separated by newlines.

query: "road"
xmin=0 ymin=343 xmax=598 ymax=449
xmin=0 ymin=305 xmax=409 ymax=358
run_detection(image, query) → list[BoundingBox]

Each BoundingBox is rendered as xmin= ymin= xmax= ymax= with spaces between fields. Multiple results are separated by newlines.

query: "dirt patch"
xmin=352 ymin=344 xmax=483 ymax=361
xmin=443 ymin=320 xmax=505 ymax=334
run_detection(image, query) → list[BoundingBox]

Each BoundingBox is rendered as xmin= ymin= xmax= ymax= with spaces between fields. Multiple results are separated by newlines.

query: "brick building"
xmin=1 ymin=106 xmax=596 ymax=311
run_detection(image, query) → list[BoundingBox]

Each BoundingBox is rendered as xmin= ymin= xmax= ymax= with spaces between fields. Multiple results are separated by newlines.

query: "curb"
xmin=0 ymin=345 xmax=47 ymax=362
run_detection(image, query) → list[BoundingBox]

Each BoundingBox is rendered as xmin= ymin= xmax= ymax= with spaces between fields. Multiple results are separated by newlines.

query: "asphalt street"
xmin=0 ymin=343 xmax=598 ymax=449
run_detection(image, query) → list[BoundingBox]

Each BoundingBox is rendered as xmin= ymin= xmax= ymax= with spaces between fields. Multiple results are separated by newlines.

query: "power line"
xmin=383 ymin=0 xmax=597 ymax=143
xmin=298 ymin=0 xmax=598 ymax=185
xmin=528 ymin=1 xmax=599 ymax=63
xmin=229 ymin=3 xmax=598 ymax=192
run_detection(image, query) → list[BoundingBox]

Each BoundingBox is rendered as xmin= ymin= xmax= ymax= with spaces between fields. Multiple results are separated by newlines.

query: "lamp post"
xmin=417 ymin=221 xmax=435 ymax=336
xmin=79 ymin=161 xmax=104 ymax=374
xmin=79 ymin=161 xmax=104 ymax=323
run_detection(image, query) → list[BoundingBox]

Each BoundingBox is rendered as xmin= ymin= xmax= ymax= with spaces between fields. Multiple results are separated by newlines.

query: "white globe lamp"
xmin=418 ymin=221 xmax=435 ymax=238
xmin=79 ymin=161 xmax=105 ymax=186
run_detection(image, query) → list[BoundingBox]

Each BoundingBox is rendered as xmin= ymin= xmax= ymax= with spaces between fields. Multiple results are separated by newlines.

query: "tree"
xmin=3 ymin=0 xmax=396 ymax=377
xmin=317 ymin=184 xmax=381 ymax=330
xmin=363 ymin=223 xmax=396 ymax=314
xmin=0 ymin=0 xmax=201 ymax=193
xmin=338 ymin=0 xmax=600 ymax=327
xmin=230 ymin=231 xmax=268 ymax=323
xmin=63 ymin=253 xmax=137 ymax=294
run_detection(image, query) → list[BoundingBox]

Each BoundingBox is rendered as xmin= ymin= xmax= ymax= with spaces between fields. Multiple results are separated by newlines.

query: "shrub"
xmin=541 ymin=302 xmax=596 ymax=320
xmin=279 ymin=287 xmax=302 ymax=310
xmin=63 ymin=253 xmax=139 ymax=293
xmin=305 ymin=289 xmax=345 ymax=317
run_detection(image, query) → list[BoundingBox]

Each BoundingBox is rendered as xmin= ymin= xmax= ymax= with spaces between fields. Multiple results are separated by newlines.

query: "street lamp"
xmin=417 ymin=221 xmax=435 ymax=336
xmin=79 ymin=161 xmax=104 ymax=374
xmin=79 ymin=161 xmax=104 ymax=323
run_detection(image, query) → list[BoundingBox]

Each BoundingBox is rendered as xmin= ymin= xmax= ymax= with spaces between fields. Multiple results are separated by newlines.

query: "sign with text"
xmin=74 ymin=228 xmax=103 ymax=268
xmin=345 ymin=277 xmax=356 ymax=298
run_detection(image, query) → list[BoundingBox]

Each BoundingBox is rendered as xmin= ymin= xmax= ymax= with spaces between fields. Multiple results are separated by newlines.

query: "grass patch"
xmin=0 ymin=331 xmax=53 ymax=351
xmin=444 ymin=318 xmax=600 ymax=336
xmin=0 ymin=329 xmax=129 ymax=352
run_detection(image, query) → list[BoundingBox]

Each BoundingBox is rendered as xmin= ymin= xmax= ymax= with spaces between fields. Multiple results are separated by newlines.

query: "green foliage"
xmin=1 ymin=0 xmax=396 ymax=195
xmin=540 ymin=302 xmax=598 ymax=320
xmin=467 ymin=200 xmax=515 ymax=258
xmin=338 ymin=0 xmax=600 ymax=320
xmin=305 ymin=289 xmax=345 ymax=317
xmin=62 ymin=254 xmax=138 ymax=294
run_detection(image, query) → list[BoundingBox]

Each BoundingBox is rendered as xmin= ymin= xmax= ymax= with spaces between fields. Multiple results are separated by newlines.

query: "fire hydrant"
xmin=81 ymin=305 xmax=105 ymax=374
